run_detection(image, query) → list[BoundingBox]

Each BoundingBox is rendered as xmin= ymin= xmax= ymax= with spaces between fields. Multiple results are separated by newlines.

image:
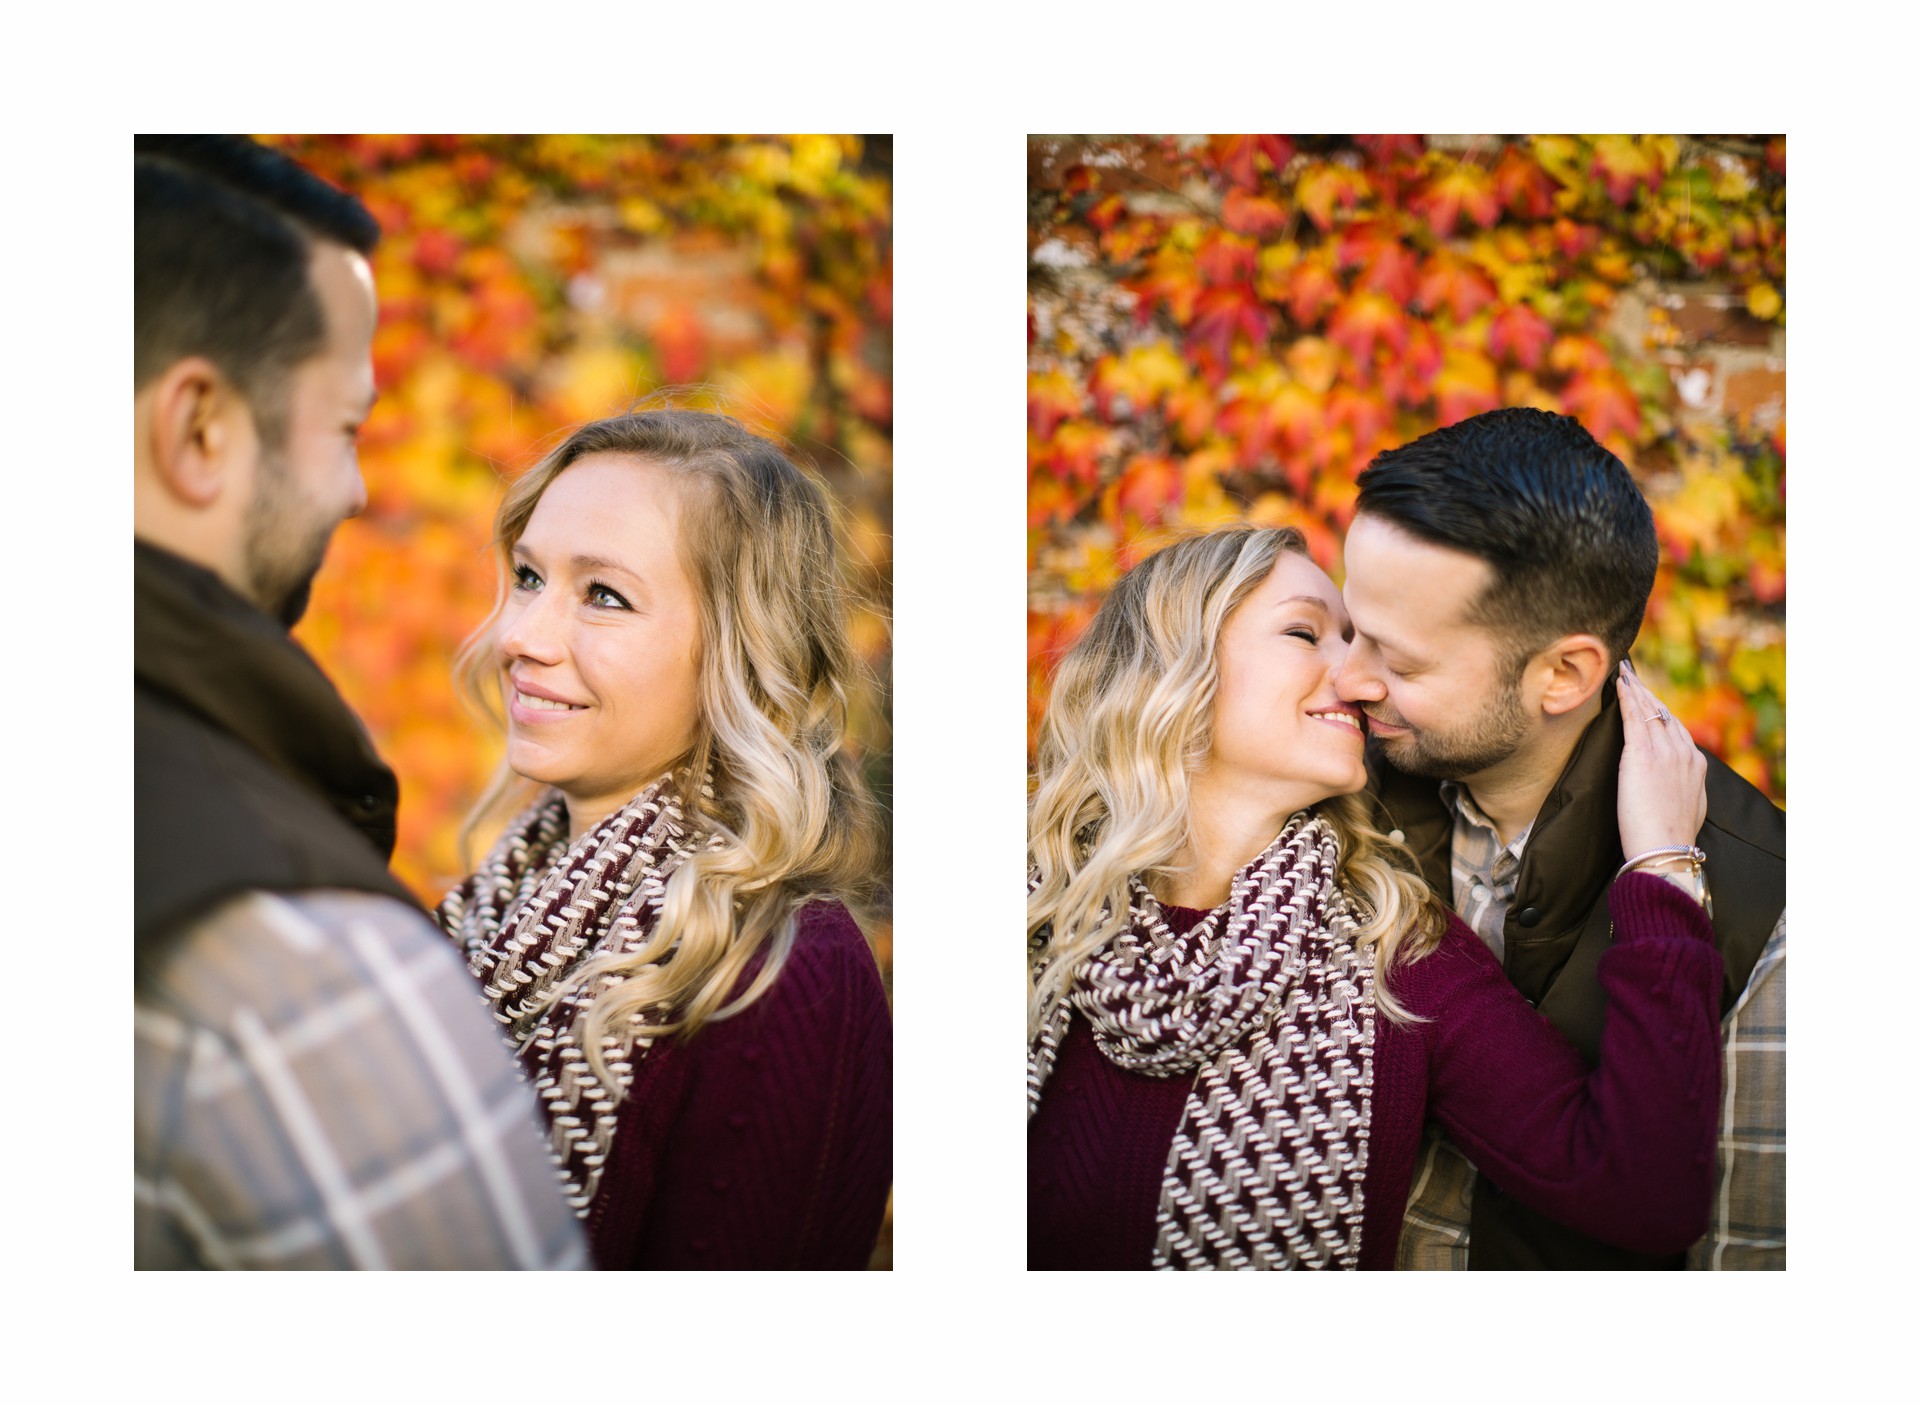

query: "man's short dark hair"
xmin=1353 ymin=407 xmax=1658 ymax=668
xmin=135 ymin=135 xmax=380 ymax=444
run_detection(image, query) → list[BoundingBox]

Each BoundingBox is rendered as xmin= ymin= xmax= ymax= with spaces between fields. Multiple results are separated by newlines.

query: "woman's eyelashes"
xmin=511 ymin=562 xmax=631 ymax=612
xmin=584 ymin=579 xmax=632 ymax=610
xmin=1285 ymin=626 xmax=1320 ymax=644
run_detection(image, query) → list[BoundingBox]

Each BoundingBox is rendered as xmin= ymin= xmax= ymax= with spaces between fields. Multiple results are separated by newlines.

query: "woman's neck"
xmin=1154 ymin=773 xmax=1306 ymax=910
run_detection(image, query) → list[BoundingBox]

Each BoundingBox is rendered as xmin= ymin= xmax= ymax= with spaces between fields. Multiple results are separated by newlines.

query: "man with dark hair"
xmin=135 ymin=135 xmax=586 ymax=1268
xmin=1336 ymin=407 xmax=1785 ymax=1270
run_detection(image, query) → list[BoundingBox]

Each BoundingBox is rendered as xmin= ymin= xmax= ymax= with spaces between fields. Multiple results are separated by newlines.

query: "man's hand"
xmin=1616 ymin=659 xmax=1708 ymax=858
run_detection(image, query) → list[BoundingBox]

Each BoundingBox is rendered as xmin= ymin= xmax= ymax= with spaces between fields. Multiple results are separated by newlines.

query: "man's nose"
xmin=1333 ymin=645 xmax=1385 ymax=703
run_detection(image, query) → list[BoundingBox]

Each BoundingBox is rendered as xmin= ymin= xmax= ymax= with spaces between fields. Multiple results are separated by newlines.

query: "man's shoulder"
xmin=1699 ymin=750 xmax=1786 ymax=857
xmin=137 ymin=888 xmax=462 ymax=1034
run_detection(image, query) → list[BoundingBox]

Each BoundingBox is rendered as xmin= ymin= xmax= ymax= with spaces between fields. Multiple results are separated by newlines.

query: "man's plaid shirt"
xmin=1394 ymin=783 xmax=1786 ymax=1270
xmin=136 ymin=889 xmax=589 ymax=1270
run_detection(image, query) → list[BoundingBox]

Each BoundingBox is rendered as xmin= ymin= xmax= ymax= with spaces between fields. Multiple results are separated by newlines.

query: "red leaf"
xmin=1295 ymin=162 xmax=1372 ymax=231
xmin=1328 ymin=384 xmax=1393 ymax=460
xmin=1339 ymin=221 xmax=1419 ymax=304
xmin=1027 ymin=368 xmax=1082 ymax=439
xmin=1086 ymin=193 xmax=1126 ymax=232
xmin=1432 ymin=347 xmax=1501 ymax=424
xmin=1487 ymin=303 xmax=1554 ymax=371
xmin=1286 ymin=256 xmax=1343 ymax=329
xmin=1196 ymin=230 xmax=1259 ymax=285
xmin=1492 ymin=146 xmax=1556 ymax=220
xmin=1559 ymin=367 xmax=1642 ymax=443
xmin=1353 ymin=135 xmax=1425 ymax=165
xmin=1413 ymin=162 xmax=1499 ymax=239
xmin=1414 ymin=251 xmax=1496 ymax=322
xmin=1207 ymin=135 xmax=1296 ymax=189
xmin=1326 ymin=290 xmax=1410 ymax=370
xmin=1589 ymin=136 xmax=1666 ymax=207
xmin=1186 ymin=285 xmax=1273 ymax=381
xmin=1221 ymin=187 xmax=1290 ymax=238
xmin=1110 ymin=453 xmax=1186 ymax=527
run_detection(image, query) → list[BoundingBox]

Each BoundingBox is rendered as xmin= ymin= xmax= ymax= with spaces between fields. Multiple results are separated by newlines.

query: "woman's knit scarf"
xmin=438 ymin=775 xmax=711 ymax=1214
xmin=1027 ymin=813 xmax=1379 ymax=1270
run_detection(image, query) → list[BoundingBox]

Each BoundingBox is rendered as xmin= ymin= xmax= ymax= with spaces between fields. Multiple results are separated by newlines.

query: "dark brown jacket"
xmin=135 ymin=541 xmax=417 ymax=963
xmin=1367 ymin=679 xmax=1785 ymax=1269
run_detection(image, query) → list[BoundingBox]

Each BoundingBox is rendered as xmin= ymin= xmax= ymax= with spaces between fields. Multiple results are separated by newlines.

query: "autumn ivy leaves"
xmin=1029 ymin=134 xmax=1785 ymax=798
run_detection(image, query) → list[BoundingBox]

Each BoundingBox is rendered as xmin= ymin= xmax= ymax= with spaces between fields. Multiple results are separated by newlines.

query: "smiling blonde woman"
xmin=1026 ymin=525 xmax=1724 ymax=1270
xmin=440 ymin=409 xmax=889 ymax=1270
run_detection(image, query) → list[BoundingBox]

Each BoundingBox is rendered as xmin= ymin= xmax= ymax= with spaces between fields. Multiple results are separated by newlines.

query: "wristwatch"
xmin=1647 ymin=847 xmax=1714 ymax=922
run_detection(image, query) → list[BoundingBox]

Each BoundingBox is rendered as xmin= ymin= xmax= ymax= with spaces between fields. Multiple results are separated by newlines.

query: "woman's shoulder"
xmin=791 ymin=897 xmax=872 ymax=952
xmin=730 ymin=899 xmax=887 ymax=1025
xmin=1384 ymin=911 xmax=1507 ymax=1019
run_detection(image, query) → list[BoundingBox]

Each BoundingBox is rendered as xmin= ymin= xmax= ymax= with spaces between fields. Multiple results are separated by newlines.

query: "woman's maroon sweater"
xmin=1028 ymin=873 xmax=1721 ymax=1270
xmin=585 ymin=902 xmax=892 ymax=1269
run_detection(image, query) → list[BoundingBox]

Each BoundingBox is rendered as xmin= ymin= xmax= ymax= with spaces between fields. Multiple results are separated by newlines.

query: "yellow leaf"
xmin=1746 ymin=282 xmax=1783 ymax=321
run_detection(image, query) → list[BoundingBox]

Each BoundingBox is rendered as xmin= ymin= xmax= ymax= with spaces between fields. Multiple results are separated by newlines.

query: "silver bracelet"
xmin=1615 ymin=845 xmax=1705 ymax=881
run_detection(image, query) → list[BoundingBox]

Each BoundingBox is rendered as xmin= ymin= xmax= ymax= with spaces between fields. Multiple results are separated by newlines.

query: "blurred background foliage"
xmin=1029 ymin=135 xmax=1785 ymax=802
xmin=258 ymin=135 xmax=894 ymax=954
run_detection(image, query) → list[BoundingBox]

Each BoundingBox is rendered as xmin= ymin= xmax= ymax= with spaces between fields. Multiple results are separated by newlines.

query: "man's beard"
xmin=1364 ymin=671 xmax=1531 ymax=780
xmin=242 ymin=443 xmax=336 ymax=629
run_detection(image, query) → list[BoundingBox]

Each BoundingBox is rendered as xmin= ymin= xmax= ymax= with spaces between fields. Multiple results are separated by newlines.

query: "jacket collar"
xmin=133 ymin=539 xmax=399 ymax=856
xmin=1367 ymin=680 xmax=1626 ymax=937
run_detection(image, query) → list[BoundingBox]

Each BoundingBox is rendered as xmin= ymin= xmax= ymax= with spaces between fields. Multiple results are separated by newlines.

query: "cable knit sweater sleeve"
xmin=1400 ymin=872 xmax=1723 ymax=1255
xmin=588 ymin=903 xmax=892 ymax=1269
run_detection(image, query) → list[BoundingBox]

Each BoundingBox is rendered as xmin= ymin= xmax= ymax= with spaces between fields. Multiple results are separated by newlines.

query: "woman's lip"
xmin=1308 ymin=709 xmax=1368 ymax=737
xmin=508 ymin=689 xmax=588 ymax=724
xmin=508 ymin=676 xmax=579 ymax=704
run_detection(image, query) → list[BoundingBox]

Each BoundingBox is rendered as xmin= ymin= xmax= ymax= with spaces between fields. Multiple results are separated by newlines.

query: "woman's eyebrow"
xmin=1274 ymin=595 xmax=1332 ymax=613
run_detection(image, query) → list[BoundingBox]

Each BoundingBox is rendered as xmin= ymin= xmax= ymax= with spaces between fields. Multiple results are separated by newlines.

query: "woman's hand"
xmin=1615 ymin=660 xmax=1707 ymax=858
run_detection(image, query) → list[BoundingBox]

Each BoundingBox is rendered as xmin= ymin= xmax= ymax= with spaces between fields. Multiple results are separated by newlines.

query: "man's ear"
xmin=143 ymin=358 xmax=254 ymax=508
xmin=1530 ymin=633 xmax=1612 ymax=716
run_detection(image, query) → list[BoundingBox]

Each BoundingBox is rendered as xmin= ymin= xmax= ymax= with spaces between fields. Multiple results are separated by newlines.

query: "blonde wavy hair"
xmin=456 ymin=409 xmax=881 ymax=1074
xmin=1028 ymin=525 xmax=1448 ymax=1032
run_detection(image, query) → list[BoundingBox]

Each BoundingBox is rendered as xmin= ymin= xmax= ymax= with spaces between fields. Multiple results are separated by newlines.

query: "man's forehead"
xmin=1342 ymin=515 xmax=1492 ymax=637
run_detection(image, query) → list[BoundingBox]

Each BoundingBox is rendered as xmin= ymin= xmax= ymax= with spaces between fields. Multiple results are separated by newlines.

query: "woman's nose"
xmin=497 ymin=594 xmax=564 ymax=665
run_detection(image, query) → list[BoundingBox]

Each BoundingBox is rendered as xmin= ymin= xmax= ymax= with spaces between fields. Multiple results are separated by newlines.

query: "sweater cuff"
xmin=1609 ymin=869 xmax=1713 ymax=946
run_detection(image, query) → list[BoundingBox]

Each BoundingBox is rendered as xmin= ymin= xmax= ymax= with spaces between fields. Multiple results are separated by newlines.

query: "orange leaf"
xmin=1353 ymin=135 xmax=1425 ymax=165
xmin=1222 ymin=187 xmax=1290 ymax=239
xmin=1415 ymin=251 xmax=1497 ymax=322
xmin=1286 ymin=255 xmax=1343 ymax=329
xmin=1207 ymin=135 xmax=1296 ymax=190
xmin=1326 ymin=290 xmax=1409 ymax=369
xmin=1432 ymin=347 xmax=1500 ymax=424
xmin=1295 ymin=162 xmax=1372 ymax=231
xmin=1487 ymin=303 xmax=1554 ymax=371
xmin=1414 ymin=162 xmax=1499 ymax=239
xmin=1196 ymin=230 xmax=1259 ymax=285
xmin=1086 ymin=193 xmax=1126 ymax=232
xmin=1027 ymin=368 xmax=1082 ymax=439
xmin=1109 ymin=453 xmax=1187 ymax=529
xmin=1492 ymin=145 xmax=1556 ymax=220
xmin=1559 ymin=367 xmax=1642 ymax=443
xmin=1339 ymin=220 xmax=1421 ymax=304
xmin=1590 ymin=135 xmax=1666 ymax=207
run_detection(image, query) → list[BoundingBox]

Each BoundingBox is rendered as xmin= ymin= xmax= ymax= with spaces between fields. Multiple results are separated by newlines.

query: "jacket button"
xmin=727 ymin=1112 xmax=749 ymax=1130
xmin=1513 ymin=906 xmax=1541 ymax=928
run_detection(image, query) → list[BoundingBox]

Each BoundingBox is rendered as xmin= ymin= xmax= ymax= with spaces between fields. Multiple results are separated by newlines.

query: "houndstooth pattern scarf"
xmin=438 ymin=774 xmax=712 ymax=1214
xmin=1028 ymin=813 xmax=1378 ymax=1270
